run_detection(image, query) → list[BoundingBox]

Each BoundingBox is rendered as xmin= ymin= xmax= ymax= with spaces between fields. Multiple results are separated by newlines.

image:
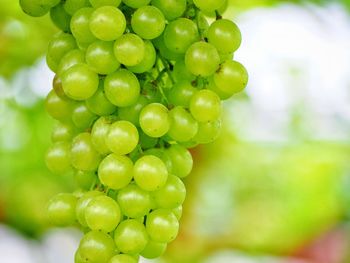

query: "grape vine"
xmin=20 ymin=0 xmax=248 ymax=262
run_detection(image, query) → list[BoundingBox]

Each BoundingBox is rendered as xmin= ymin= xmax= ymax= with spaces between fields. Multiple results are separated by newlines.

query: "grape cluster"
xmin=20 ymin=0 xmax=248 ymax=262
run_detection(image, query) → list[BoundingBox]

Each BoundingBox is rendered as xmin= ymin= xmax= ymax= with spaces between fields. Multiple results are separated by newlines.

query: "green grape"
xmin=45 ymin=142 xmax=71 ymax=174
xmin=219 ymin=52 xmax=234 ymax=63
xmin=61 ymin=63 xmax=99 ymax=101
xmin=64 ymin=0 xmax=90 ymax=16
xmin=75 ymin=250 xmax=85 ymax=263
xmin=91 ymin=116 xmax=115 ymax=155
xmin=139 ymin=130 xmax=158 ymax=150
xmin=172 ymin=60 xmax=196 ymax=82
xmin=127 ymin=41 xmax=156 ymax=74
xmin=194 ymin=119 xmax=221 ymax=144
xmin=45 ymin=89 xmax=74 ymax=121
xmin=106 ymin=121 xmax=139 ymax=155
xmin=185 ymin=41 xmax=220 ymax=77
xmin=134 ymin=155 xmax=168 ymax=191
xmin=139 ymin=103 xmax=170 ymax=138
xmin=47 ymin=32 xmax=77 ymax=72
xmin=85 ymin=195 xmax=122 ymax=232
xmin=90 ymin=6 xmax=126 ymax=41
xmin=172 ymin=205 xmax=183 ymax=220
xmin=131 ymin=6 xmax=165 ymax=40
xmin=166 ymin=144 xmax=193 ymax=178
xmin=168 ymin=81 xmax=196 ymax=108
xmin=207 ymin=19 xmax=242 ymax=54
xmin=146 ymin=209 xmax=179 ymax=243
xmin=122 ymin=0 xmax=151 ymax=8
xmin=71 ymin=132 xmax=101 ymax=171
xmin=153 ymin=175 xmax=186 ymax=209
xmin=104 ymin=69 xmax=140 ymax=107
xmin=79 ymin=231 xmax=116 ymax=263
xmin=163 ymin=18 xmax=199 ymax=54
xmin=168 ymin=106 xmax=198 ymax=142
xmin=118 ymin=96 xmax=148 ymax=126
xmin=152 ymin=36 xmax=183 ymax=61
xmin=19 ymin=0 xmax=50 ymax=17
xmin=98 ymin=154 xmax=134 ymax=189
xmin=213 ymin=60 xmax=248 ymax=98
xmin=193 ymin=0 xmax=225 ymax=12
xmin=114 ymin=33 xmax=145 ymax=66
xmin=144 ymin=148 xmax=173 ymax=173
xmin=72 ymin=103 xmax=97 ymax=130
xmin=141 ymin=240 xmax=167 ymax=259
xmin=76 ymin=191 xmax=103 ymax=226
xmin=75 ymin=170 xmax=96 ymax=190
xmin=57 ymin=49 xmax=85 ymax=77
xmin=151 ymin=0 xmax=186 ymax=20
xmin=86 ymin=83 xmax=117 ymax=116
xmin=109 ymin=254 xmax=138 ymax=263
xmin=114 ymin=219 xmax=149 ymax=254
xmin=189 ymin=89 xmax=221 ymax=122
xmin=47 ymin=193 xmax=77 ymax=226
xmin=70 ymin=8 xmax=97 ymax=44
xmin=50 ymin=3 xmax=72 ymax=32
xmin=51 ymin=122 xmax=77 ymax=142
xmin=117 ymin=184 xmax=152 ymax=218
xmin=86 ymin=41 xmax=121 ymax=75
xmin=90 ymin=0 xmax=121 ymax=7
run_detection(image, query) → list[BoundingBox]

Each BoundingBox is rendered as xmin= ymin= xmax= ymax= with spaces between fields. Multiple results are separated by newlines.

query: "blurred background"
xmin=1 ymin=0 xmax=350 ymax=262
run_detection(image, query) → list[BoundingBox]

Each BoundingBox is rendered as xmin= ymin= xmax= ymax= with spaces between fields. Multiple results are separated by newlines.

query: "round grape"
xmin=139 ymin=103 xmax=170 ymax=138
xmin=151 ymin=0 xmax=186 ymax=20
xmin=47 ymin=193 xmax=77 ymax=226
xmin=189 ymin=89 xmax=221 ymax=122
xmin=168 ymin=106 xmax=198 ymax=142
xmin=153 ymin=175 xmax=186 ymax=209
xmin=146 ymin=209 xmax=179 ymax=243
xmin=106 ymin=121 xmax=139 ymax=155
xmin=114 ymin=33 xmax=145 ymax=66
xmin=45 ymin=142 xmax=71 ymax=174
xmin=70 ymin=8 xmax=97 ymax=44
xmin=166 ymin=144 xmax=193 ymax=178
xmin=141 ymin=240 xmax=167 ymax=259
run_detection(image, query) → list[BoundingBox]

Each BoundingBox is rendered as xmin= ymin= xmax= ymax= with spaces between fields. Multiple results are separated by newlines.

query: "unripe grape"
xmin=185 ymin=42 xmax=220 ymax=77
xmin=50 ymin=3 xmax=71 ymax=32
xmin=71 ymin=132 xmax=101 ymax=171
xmin=86 ymin=83 xmax=117 ymax=116
xmin=70 ymin=8 xmax=97 ymax=44
xmin=164 ymin=18 xmax=199 ymax=54
xmin=104 ymin=69 xmax=140 ymax=107
xmin=98 ymin=154 xmax=134 ymax=189
xmin=189 ymin=89 xmax=221 ymax=122
xmin=168 ymin=106 xmax=198 ymax=142
xmin=131 ymin=6 xmax=165 ymax=40
xmin=90 ymin=6 xmax=126 ymax=41
xmin=47 ymin=193 xmax=77 ymax=226
xmin=106 ymin=121 xmax=139 ymax=155
xmin=139 ymin=103 xmax=170 ymax=138
xmin=114 ymin=33 xmax=145 ymax=66
xmin=117 ymin=184 xmax=152 ymax=218
xmin=141 ymin=240 xmax=167 ymax=259
xmin=207 ymin=19 xmax=242 ymax=54
xmin=146 ymin=209 xmax=179 ymax=243
xmin=85 ymin=195 xmax=122 ymax=232
xmin=153 ymin=175 xmax=186 ymax=209
xmin=134 ymin=155 xmax=168 ymax=191
xmin=62 ymin=64 xmax=99 ymax=101
xmin=47 ymin=32 xmax=77 ymax=72
xmin=213 ymin=60 xmax=249 ymax=98
xmin=114 ymin=219 xmax=149 ymax=254
xmin=79 ymin=231 xmax=116 ymax=263
xmin=46 ymin=142 xmax=71 ymax=174
xmin=166 ymin=144 xmax=193 ymax=178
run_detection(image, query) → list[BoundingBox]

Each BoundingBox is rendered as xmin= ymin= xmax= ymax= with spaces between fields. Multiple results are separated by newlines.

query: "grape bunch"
xmin=20 ymin=0 xmax=248 ymax=262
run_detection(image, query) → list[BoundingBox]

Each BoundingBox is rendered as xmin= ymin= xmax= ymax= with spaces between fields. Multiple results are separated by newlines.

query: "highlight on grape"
xmin=20 ymin=0 xmax=248 ymax=262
